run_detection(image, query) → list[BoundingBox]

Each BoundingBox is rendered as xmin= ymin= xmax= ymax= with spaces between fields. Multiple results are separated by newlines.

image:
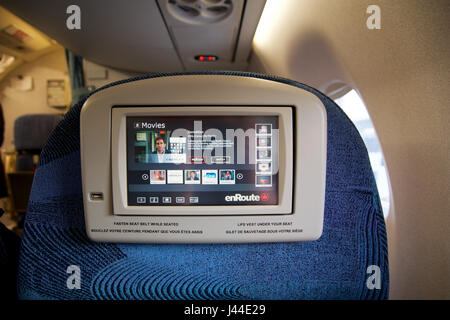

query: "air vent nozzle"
xmin=167 ymin=0 xmax=233 ymax=24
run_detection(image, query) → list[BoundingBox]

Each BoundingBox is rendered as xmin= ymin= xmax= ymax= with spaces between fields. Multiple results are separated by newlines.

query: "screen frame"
xmin=80 ymin=75 xmax=327 ymax=243
xmin=111 ymin=106 xmax=293 ymax=216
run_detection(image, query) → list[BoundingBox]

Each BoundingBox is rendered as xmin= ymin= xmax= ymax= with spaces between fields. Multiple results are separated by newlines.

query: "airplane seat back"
xmin=8 ymin=114 xmax=63 ymax=217
xmin=14 ymin=114 xmax=63 ymax=171
xmin=16 ymin=72 xmax=389 ymax=300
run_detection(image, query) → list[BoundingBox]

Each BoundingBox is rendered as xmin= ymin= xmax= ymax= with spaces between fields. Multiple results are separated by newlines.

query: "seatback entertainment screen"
xmin=82 ymin=76 xmax=324 ymax=242
xmin=126 ymin=115 xmax=279 ymax=206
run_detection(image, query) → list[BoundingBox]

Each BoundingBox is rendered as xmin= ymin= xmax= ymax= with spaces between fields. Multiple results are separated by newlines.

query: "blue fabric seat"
xmin=17 ymin=72 xmax=389 ymax=299
xmin=8 ymin=114 xmax=63 ymax=222
xmin=14 ymin=114 xmax=63 ymax=171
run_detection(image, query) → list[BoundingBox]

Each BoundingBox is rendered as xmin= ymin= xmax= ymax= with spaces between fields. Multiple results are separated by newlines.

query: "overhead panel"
xmin=157 ymin=0 xmax=266 ymax=71
xmin=0 ymin=6 xmax=53 ymax=54
xmin=0 ymin=0 xmax=266 ymax=72
xmin=0 ymin=0 xmax=184 ymax=72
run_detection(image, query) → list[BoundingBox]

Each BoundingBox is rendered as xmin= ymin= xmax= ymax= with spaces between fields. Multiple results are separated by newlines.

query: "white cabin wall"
xmin=249 ymin=0 xmax=449 ymax=299
xmin=0 ymin=52 xmax=141 ymax=154
xmin=83 ymin=59 xmax=143 ymax=90
xmin=0 ymin=48 xmax=69 ymax=153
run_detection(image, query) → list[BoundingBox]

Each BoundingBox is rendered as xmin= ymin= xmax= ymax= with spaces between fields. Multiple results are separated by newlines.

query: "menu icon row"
xmin=136 ymin=196 xmax=199 ymax=204
xmin=255 ymin=123 xmax=273 ymax=187
xmin=144 ymin=169 xmax=237 ymax=185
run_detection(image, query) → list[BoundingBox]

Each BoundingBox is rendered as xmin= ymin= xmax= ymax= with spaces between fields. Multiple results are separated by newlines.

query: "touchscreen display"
xmin=126 ymin=115 xmax=279 ymax=206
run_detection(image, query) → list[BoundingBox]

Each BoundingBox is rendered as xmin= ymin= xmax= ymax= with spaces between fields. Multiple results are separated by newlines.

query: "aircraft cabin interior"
xmin=0 ymin=0 xmax=448 ymax=303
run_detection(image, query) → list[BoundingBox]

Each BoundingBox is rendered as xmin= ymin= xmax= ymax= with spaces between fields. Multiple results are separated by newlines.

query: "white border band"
xmin=80 ymin=75 xmax=326 ymax=243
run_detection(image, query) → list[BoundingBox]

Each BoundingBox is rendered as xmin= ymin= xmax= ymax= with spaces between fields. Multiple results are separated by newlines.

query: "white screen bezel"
xmin=111 ymin=106 xmax=293 ymax=216
xmin=80 ymin=75 xmax=326 ymax=243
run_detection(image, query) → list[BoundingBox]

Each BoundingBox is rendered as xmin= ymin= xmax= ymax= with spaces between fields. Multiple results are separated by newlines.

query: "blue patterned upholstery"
xmin=17 ymin=72 xmax=389 ymax=299
xmin=14 ymin=114 xmax=63 ymax=152
xmin=14 ymin=114 xmax=63 ymax=171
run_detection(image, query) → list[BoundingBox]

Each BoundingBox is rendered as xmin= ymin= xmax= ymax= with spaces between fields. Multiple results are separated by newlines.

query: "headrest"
xmin=14 ymin=114 xmax=63 ymax=152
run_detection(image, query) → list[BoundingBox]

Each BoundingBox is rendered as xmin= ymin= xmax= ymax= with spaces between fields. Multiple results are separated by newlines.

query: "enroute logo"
xmin=261 ymin=193 xmax=269 ymax=202
xmin=225 ymin=193 xmax=261 ymax=202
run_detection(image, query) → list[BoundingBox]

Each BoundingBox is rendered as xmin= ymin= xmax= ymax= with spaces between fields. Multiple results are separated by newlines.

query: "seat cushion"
xmin=17 ymin=72 xmax=389 ymax=300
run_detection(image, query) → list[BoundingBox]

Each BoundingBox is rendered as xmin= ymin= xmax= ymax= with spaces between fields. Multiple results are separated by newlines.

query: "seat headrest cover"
xmin=14 ymin=114 xmax=63 ymax=151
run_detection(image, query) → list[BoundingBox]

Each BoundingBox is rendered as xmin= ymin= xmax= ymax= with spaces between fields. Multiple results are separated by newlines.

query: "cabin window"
xmin=335 ymin=90 xmax=391 ymax=218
